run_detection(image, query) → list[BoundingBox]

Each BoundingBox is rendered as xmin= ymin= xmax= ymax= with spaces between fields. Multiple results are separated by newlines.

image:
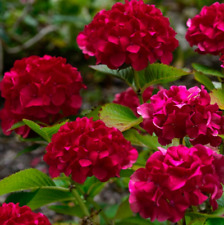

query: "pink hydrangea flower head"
xmin=113 ymin=86 xmax=154 ymax=116
xmin=0 ymin=55 xmax=86 ymax=137
xmin=77 ymin=0 xmax=178 ymax=71
xmin=186 ymin=2 xmax=224 ymax=55
xmin=137 ymin=85 xmax=224 ymax=146
xmin=0 ymin=202 xmax=51 ymax=225
xmin=129 ymin=145 xmax=224 ymax=223
xmin=44 ymin=117 xmax=138 ymax=184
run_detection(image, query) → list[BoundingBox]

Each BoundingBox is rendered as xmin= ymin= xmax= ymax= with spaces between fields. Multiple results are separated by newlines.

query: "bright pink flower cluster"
xmin=44 ymin=117 xmax=138 ymax=184
xmin=77 ymin=0 xmax=178 ymax=71
xmin=129 ymin=145 xmax=224 ymax=222
xmin=186 ymin=2 xmax=224 ymax=55
xmin=113 ymin=86 xmax=154 ymax=116
xmin=138 ymin=86 xmax=224 ymax=146
xmin=0 ymin=55 xmax=85 ymax=137
xmin=0 ymin=202 xmax=51 ymax=225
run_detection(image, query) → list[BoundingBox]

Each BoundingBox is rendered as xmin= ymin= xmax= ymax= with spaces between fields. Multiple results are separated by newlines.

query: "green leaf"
xmin=104 ymin=204 xmax=120 ymax=219
xmin=5 ymin=188 xmax=73 ymax=210
xmin=140 ymin=63 xmax=190 ymax=91
xmin=41 ymin=120 xmax=67 ymax=139
xmin=80 ymin=176 xmax=106 ymax=197
xmin=123 ymin=129 xmax=160 ymax=149
xmin=192 ymin=63 xmax=224 ymax=78
xmin=84 ymin=106 xmax=101 ymax=121
xmin=0 ymin=168 xmax=55 ymax=196
xmin=99 ymin=103 xmax=142 ymax=132
xmin=119 ymin=169 xmax=134 ymax=178
xmin=48 ymin=205 xmax=85 ymax=218
xmin=23 ymin=119 xmax=50 ymax=142
xmin=90 ymin=65 xmax=135 ymax=88
xmin=115 ymin=197 xmax=133 ymax=220
xmin=16 ymin=144 xmax=41 ymax=157
xmin=185 ymin=213 xmax=207 ymax=225
xmin=8 ymin=120 xmax=25 ymax=131
xmin=205 ymin=218 xmax=224 ymax=225
xmin=194 ymin=71 xmax=215 ymax=91
xmin=115 ymin=216 xmax=156 ymax=225
xmin=210 ymin=89 xmax=224 ymax=110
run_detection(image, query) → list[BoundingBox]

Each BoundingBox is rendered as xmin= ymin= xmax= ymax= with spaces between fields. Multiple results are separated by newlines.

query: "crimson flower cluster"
xmin=129 ymin=145 xmax=224 ymax=223
xmin=44 ymin=117 xmax=138 ymax=184
xmin=186 ymin=2 xmax=224 ymax=65
xmin=77 ymin=0 xmax=178 ymax=71
xmin=0 ymin=55 xmax=85 ymax=137
xmin=138 ymin=85 xmax=224 ymax=146
xmin=0 ymin=203 xmax=51 ymax=225
xmin=113 ymin=86 xmax=154 ymax=116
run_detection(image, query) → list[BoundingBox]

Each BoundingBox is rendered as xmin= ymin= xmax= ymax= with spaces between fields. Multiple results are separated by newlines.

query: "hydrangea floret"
xmin=137 ymin=85 xmax=224 ymax=146
xmin=77 ymin=0 xmax=178 ymax=71
xmin=129 ymin=144 xmax=224 ymax=222
xmin=186 ymin=2 xmax=224 ymax=55
xmin=0 ymin=55 xmax=86 ymax=137
xmin=0 ymin=202 xmax=51 ymax=225
xmin=44 ymin=117 xmax=138 ymax=184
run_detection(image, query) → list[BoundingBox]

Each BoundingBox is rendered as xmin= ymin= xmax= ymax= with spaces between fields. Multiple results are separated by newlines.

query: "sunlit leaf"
xmin=0 ymin=169 xmax=55 ymax=196
xmin=23 ymin=119 xmax=50 ymax=142
xmin=141 ymin=63 xmax=190 ymax=91
xmin=99 ymin=103 xmax=142 ymax=132
xmin=210 ymin=89 xmax=224 ymax=110
xmin=123 ymin=129 xmax=160 ymax=149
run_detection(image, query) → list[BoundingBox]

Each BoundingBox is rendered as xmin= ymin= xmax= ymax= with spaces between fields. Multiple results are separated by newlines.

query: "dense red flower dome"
xmin=186 ymin=2 xmax=224 ymax=55
xmin=0 ymin=55 xmax=86 ymax=137
xmin=137 ymin=86 xmax=224 ymax=146
xmin=113 ymin=86 xmax=154 ymax=116
xmin=77 ymin=0 xmax=178 ymax=71
xmin=0 ymin=202 xmax=51 ymax=225
xmin=129 ymin=145 xmax=224 ymax=222
xmin=44 ymin=117 xmax=138 ymax=184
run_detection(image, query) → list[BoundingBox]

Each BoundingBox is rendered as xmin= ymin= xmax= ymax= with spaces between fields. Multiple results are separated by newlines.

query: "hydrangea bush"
xmin=0 ymin=1 xmax=224 ymax=225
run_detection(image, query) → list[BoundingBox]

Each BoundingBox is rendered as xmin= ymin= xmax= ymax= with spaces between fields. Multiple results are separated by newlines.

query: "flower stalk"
xmin=70 ymin=185 xmax=90 ymax=217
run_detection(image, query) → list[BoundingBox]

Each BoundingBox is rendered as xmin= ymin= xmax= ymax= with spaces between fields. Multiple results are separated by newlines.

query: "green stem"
xmin=70 ymin=186 xmax=90 ymax=217
xmin=87 ymin=198 xmax=112 ymax=225
xmin=74 ymin=184 xmax=112 ymax=224
xmin=134 ymin=70 xmax=144 ymax=104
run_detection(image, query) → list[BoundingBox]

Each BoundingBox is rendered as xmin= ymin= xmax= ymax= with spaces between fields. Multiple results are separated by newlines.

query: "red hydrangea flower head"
xmin=137 ymin=85 xmax=224 ymax=146
xmin=113 ymin=86 xmax=154 ymax=116
xmin=0 ymin=55 xmax=86 ymax=137
xmin=77 ymin=0 xmax=178 ymax=71
xmin=129 ymin=145 xmax=224 ymax=222
xmin=0 ymin=202 xmax=51 ymax=225
xmin=186 ymin=2 xmax=224 ymax=55
xmin=44 ymin=117 xmax=138 ymax=184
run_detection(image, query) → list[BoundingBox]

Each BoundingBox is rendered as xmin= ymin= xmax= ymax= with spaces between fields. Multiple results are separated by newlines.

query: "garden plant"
xmin=1 ymin=0 xmax=224 ymax=225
